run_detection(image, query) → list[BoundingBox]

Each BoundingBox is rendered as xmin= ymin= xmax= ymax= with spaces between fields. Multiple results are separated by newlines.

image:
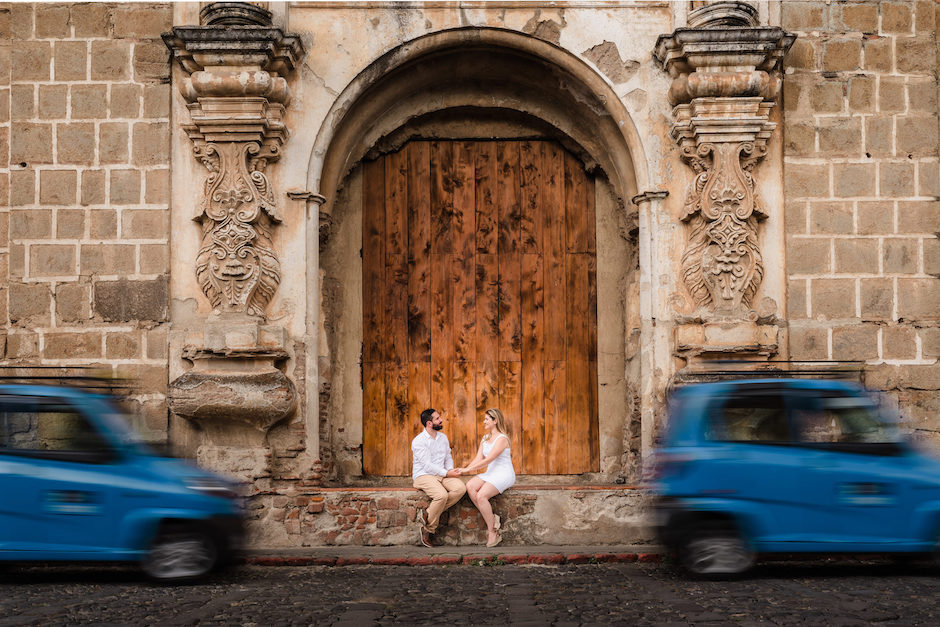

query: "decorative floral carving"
xmin=680 ymin=141 xmax=767 ymax=318
xmin=193 ymin=142 xmax=282 ymax=316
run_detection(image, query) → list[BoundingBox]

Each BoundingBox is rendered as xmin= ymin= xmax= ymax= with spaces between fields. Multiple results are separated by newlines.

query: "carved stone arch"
xmin=308 ymin=27 xmax=649 ymax=482
xmin=307 ymin=27 xmax=650 ymax=236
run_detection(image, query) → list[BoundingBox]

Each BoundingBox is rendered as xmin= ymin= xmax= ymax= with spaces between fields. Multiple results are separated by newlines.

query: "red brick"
xmin=527 ymin=554 xmax=565 ymax=565
xmin=565 ymin=554 xmax=592 ymax=564
xmin=501 ymin=555 xmax=528 ymax=564
xmin=638 ymin=553 xmax=663 ymax=563
xmin=431 ymin=556 xmax=462 ymax=565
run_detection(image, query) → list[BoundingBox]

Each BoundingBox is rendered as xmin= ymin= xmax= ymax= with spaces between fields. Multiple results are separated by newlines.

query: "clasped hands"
xmin=446 ymin=467 xmax=472 ymax=477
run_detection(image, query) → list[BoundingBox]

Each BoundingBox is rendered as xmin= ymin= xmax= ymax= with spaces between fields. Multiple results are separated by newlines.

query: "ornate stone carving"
xmin=655 ymin=3 xmax=793 ymax=321
xmin=193 ymin=141 xmax=281 ymax=316
xmin=673 ymin=99 xmax=774 ymax=317
xmin=163 ymin=4 xmax=304 ymax=318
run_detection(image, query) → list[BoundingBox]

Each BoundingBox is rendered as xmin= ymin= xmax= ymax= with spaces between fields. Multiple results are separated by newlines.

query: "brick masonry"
xmin=0 ymin=2 xmax=171 ymax=439
xmin=783 ymin=0 xmax=940 ymax=445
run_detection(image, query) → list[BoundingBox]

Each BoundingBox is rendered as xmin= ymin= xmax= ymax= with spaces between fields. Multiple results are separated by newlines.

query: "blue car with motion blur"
xmin=0 ymin=383 xmax=243 ymax=582
xmin=651 ymin=378 xmax=940 ymax=577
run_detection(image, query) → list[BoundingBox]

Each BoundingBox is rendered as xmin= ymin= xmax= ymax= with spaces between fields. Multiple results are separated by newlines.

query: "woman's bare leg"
xmin=474 ymin=481 xmax=501 ymax=542
xmin=465 ymin=476 xmax=483 ymax=506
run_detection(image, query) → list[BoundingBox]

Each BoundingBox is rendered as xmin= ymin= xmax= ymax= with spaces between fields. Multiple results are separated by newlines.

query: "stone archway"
xmin=308 ymin=28 xmax=647 ymax=482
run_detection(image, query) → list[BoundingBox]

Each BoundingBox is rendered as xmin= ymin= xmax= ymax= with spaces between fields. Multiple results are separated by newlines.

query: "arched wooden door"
xmin=362 ymin=140 xmax=598 ymax=476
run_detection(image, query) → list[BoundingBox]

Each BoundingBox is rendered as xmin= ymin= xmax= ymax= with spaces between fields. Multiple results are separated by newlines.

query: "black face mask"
xmin=432 ymin=423 xmax=443 ymax=431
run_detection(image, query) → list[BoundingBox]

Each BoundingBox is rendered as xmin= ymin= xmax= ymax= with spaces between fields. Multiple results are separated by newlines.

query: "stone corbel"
xmin=654 ymin=1 xmax=793 ymax=355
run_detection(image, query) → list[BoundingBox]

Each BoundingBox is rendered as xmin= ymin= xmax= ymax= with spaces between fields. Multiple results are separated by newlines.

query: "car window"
xmin=794 ymin=393 xmax=898 ymax=449
xmin=705 ymin=392 xmax=790 ymax=443
xmin=0 ymin=397 xmax=114 ymax=462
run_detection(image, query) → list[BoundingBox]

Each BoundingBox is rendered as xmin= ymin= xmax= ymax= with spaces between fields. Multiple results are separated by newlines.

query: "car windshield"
xmin=86 ymin=396 xmax=158 ymax=454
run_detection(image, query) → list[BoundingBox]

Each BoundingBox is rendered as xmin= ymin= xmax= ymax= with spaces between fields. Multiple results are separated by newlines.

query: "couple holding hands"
xmin=411 ymin=407 xmax=516 ymax=548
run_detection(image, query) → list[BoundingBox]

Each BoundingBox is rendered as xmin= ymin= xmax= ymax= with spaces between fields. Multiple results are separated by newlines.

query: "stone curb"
xmin=244 ymin=552 xmax=664 ymax=567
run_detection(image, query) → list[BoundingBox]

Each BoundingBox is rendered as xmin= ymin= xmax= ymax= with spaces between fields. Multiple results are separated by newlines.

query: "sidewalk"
xmin=243 ymin=544 xmax=666 ymax=566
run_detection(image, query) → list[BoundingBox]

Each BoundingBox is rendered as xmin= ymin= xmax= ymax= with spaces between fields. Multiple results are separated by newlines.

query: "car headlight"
xmin=183 ymin=476 xmax=239 ymax=500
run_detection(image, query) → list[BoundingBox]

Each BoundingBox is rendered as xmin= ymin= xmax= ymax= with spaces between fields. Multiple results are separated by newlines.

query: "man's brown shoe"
xmin=419 ymin=526 xmax=433 ymax=548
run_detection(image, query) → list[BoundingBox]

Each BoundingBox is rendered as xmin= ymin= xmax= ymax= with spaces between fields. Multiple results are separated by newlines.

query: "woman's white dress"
xmin=477 ymin=433 xmax=516 ymax=493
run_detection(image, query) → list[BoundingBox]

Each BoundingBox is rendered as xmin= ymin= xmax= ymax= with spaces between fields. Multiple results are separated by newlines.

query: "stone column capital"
xmin=653 ymin=2 xmax=794 ymax=107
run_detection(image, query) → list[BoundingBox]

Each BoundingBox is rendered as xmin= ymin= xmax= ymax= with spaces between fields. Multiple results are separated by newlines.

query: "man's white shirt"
xmin=411 ymin=430 xmax=454 ymax=481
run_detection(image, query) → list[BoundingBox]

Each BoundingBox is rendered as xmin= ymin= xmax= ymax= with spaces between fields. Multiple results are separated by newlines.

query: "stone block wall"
xmin=0 ymin=3 xmax=172 ymax=439
xmin=782 ymin=1 xmax=940 ymax=445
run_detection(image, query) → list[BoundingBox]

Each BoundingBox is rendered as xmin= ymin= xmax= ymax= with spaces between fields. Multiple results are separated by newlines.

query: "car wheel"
xmin=141 ymin=528 xmax=218 ymax=583
xmin=680 ymin=523 xmax=755 ymax=578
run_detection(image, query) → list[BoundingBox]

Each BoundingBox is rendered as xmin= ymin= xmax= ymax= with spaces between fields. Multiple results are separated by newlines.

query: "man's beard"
xmin=432 ymin=424 xmax=443 ymax=431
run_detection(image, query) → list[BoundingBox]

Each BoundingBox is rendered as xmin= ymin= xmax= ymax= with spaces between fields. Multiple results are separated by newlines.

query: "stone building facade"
xmin=1 ymin=0 xmax=937 ymax=548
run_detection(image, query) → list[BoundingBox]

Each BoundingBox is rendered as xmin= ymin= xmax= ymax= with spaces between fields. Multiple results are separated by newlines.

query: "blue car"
xmin=651 ymin=378 xmax=940 ymax=577
xmin=0 ymin=384 xmax=243 ymax=582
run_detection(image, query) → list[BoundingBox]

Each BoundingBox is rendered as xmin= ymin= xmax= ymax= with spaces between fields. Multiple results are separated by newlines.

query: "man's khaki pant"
xmin=413 ymin=474 xmax=466 ymax=533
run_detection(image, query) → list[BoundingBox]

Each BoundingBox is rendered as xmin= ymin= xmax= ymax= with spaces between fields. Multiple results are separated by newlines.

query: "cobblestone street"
xmin=1 ymin=559 xmax=938 ymax=626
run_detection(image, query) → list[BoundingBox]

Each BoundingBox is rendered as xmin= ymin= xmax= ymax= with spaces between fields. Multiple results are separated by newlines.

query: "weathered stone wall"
xmin=248 ymin=486 xmax=652 ymax=548
xmin=0 ymin=2 xmax=172 ymax=439
xmin=782 ymin=1 xmax=940 ymax=448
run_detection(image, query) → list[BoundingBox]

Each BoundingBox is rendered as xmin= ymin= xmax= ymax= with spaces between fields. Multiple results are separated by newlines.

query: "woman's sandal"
xmin=494 ymin=514 xmax=501 ymax=531
xmin=486 ymin=532 xmax=502 ymax=548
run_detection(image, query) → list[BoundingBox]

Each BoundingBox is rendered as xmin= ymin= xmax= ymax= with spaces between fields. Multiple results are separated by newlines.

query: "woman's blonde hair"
xmin=484 ymin=408 xmax=509 ymax=439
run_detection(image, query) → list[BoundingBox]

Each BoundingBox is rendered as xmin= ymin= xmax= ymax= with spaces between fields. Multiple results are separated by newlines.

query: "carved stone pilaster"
xmin=655 ymin=2 xmax=793 ymax=354
xmin=163 ymin=3 xmax=306 ymax=448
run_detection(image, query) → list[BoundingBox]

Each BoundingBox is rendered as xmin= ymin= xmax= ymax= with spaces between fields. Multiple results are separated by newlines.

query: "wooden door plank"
xmin=451 ymin=360 xmax=476 ymax=467
xmin=519 ymin=140 xmax=542 ymax=254
xmin=475 ymin=141 xmax=498 ymax=254
xmin=386 ymin=255 xmax=409 ymax=366
xmin=566 ymin=253 xmax=592 ymax=473
xmin=453 ymin=141 xmax=476 ymax=364
xmin=564 ymin=152 xmax=589 ymax=254
xmin=543 ymin=360 xmax=567 ymax=474
xmin=542 ymin=142 xmax=567 ymax=362
xmin=362 ymin=362 xmax=386 ymax=475
xmin=407 ymin=360 xmax=431 ymax=436
xmin=475 ymin=251 xmax=499 ymax=453
xmin=430 ymin=252 xmax=454 ymax=425
xmin=430 ymin=141 xmax=454 ymax=254
xmin=588 ymin=254 xmax=598 ymax=362
xmin=521 ymin=252 xmax=545 ymax=474
xmin=497 ymin=360 xmax=523 ymax=472
xmin=386 ymin=148 xmax=407 ymax=258
xmin=588 ymin=360 xmax=600 ymax=472
xmin=407 ymin=142 xmax=431 ymax=363
xmin=474 ymin=363 xmax=498 ymax=454
xmin=475 ymin=253 xmax=499 ymax=370
xmin=385 ymin=362 xmax=411 ymax=476
xmin=362 ymin=157 xmax=386 ymax=363
xmin=498 ymin=251 xmax=521 ymax=362
xmin=497 ymin=141 xmax=520 ymax=255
